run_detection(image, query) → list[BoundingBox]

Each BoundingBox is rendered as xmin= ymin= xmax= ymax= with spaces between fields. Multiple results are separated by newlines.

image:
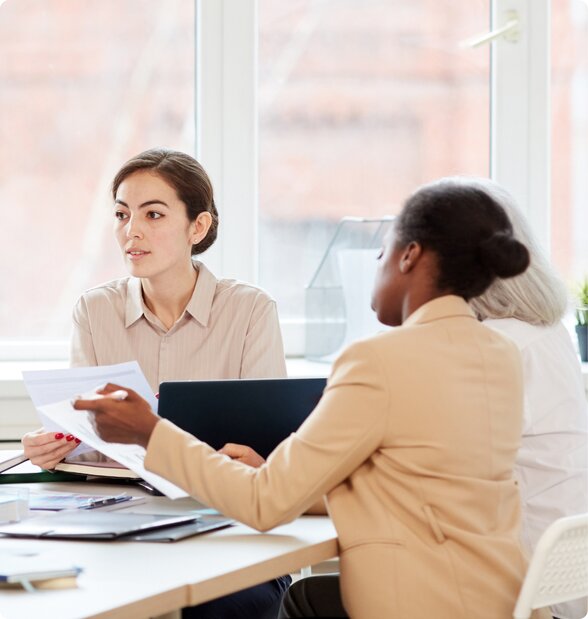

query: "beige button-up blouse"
xmin=70 ymin=261 xmax=287 ymax=390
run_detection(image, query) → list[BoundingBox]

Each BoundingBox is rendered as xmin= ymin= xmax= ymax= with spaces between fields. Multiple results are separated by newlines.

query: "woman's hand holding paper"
xmin=22 ymin=429 xmax=80 ymax=469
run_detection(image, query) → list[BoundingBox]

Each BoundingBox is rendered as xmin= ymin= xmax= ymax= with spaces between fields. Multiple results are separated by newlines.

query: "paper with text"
xmin=22 ymin=362 xmax=158 ymax=458
xmin=38 ymin=396 xmax=187 ymax=499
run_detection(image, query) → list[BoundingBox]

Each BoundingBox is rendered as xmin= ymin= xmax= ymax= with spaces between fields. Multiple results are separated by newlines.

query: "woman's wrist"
xmin=138 ymin=415 xmax=160 ymax=449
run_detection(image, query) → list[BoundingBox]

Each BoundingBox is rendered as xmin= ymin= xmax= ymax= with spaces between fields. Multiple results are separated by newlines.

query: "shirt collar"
xmin=185 ymin=261 xmax=217 ymax=327
xmin=124 ymin=261 xmax=218 ymax=329
xmin=125 ymin=277 xmax=145 ymax=328
xmin=402 ymin=295 xmax=477 ymax=328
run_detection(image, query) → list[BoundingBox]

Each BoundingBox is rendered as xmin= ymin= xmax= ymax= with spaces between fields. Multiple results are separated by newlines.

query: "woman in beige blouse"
xmin=23 ymin=148 xmax=289 ymax=619
xmin=23 ymin=148 xmax=285 ymax=468
xmin=75 ymin=179 xmax=549 ymax=619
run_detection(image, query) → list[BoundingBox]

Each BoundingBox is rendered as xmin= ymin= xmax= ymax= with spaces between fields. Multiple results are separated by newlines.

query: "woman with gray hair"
xmin=469 ymin=178 xmax=587 ymax=619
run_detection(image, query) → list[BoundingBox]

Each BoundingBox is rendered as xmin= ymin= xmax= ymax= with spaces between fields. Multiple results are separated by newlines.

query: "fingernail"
xmin=54 ymin=433 xmax=64 ymax=440
xmin=74 ymin=438 xmax=81 ymax=444
xmin=65 ymin=434 xmax=74 ymax=442
xmin=155 ymin=392 xmax=160 ymax=399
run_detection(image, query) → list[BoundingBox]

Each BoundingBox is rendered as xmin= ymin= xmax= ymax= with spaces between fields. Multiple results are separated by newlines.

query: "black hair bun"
xmin=478 ymin=231 xmax=530 ymax=279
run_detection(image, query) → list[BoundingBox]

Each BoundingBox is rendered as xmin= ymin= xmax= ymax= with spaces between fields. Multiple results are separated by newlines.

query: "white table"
xmin=0 ymin=481 xmax=338 ymax=619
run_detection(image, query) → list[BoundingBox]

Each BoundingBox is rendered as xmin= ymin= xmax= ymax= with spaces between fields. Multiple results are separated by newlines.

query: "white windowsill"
xmin=0 ymin=359 xmax=587 ymax=381
xmin=0 ymin=358 xmax=331 ymax=398
xmin=0 ymin=360 xmax=586 ymax=396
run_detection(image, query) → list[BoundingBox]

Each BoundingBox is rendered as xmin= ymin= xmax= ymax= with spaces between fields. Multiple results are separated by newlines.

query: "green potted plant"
xmin=574 ymin=277 xmax=588 ymax=362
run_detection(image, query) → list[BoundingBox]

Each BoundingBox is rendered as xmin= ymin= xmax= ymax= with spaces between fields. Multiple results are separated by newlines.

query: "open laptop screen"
xmin=157 ymin=378 xmax=327 ymax=459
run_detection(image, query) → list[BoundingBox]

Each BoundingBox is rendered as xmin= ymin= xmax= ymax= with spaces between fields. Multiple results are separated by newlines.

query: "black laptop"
xmin=157 ymin=378 xmax=327 ymax=458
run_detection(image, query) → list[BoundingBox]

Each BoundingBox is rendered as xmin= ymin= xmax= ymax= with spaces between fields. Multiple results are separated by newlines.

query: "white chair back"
xmin=513 ymin=513 xmax=588 ymax=619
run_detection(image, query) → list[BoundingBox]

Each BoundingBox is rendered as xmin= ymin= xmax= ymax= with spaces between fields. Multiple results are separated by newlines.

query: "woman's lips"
xmin=126 ymin=250 xmax=151 ymax=261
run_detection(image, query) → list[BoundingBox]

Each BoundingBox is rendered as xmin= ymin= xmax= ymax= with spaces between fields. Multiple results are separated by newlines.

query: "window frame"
xmin=491 ymin=0 xmax=551 ymax=251
xmin=196 ymin=0 xmax=259 ymax=284
xmin=205 ymin=0 xmax=552 ymax=355
xmin=0 ymin=0 xmax=552 ymax=361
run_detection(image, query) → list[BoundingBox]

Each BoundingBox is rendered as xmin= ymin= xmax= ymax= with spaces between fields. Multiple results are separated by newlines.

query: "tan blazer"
xmin=145 ymin=295 xmax=544 ymax=619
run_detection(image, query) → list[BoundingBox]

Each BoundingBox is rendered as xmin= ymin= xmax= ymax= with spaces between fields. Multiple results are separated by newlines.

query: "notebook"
xmin=0 ymin=511 xmax=198 ymax=540
xmin=0 ymin=451 xmax=28 ymax=473
xmin=158 ymin=377 xmax=326 ymax=459
xmin=53 ymin=459 xmax=140 ymax=479
xmin=0 ymin=550 xmax=82 ymax=591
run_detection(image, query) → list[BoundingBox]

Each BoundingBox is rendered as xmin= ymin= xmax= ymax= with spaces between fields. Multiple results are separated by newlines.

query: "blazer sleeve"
xmin=144 ymin=339 xmax=388 ymax=531
xmin=239 ymin=294 xmax=287 ymax=379
xmin=70 ymin=296 xmax=98 ymax=368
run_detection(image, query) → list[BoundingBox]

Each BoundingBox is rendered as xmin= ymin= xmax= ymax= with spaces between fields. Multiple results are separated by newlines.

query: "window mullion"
xmin=196 ymin=0 xmax=259 ymax=283
xmin=491 ymin=0 xmax=551 ymax=254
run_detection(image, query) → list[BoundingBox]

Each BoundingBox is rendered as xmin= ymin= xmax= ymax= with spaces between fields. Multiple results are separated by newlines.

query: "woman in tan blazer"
xmin=75 ymin=178 xmax=543 ymax=619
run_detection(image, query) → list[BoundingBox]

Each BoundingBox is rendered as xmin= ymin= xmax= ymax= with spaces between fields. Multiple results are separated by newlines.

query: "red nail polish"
xmin=65 ymin=434 xmax=74 ymax=441
xmin=74 ymin=438 xmax=81 ymax=444
xmin=155 ymin=392 xmax=160 ymax=399
xmin=54 ymin=433 xmax=64 ymax=440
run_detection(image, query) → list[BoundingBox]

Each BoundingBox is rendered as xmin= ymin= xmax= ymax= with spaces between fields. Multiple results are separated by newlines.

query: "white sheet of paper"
xmin=38 ymin=397 xmax=187 ymax=500
xmin=22 ymin=362 xmax=158 ymax=458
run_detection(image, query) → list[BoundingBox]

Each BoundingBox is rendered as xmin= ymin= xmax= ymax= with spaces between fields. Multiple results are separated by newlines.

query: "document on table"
xmin=38 ymin=395 xmax=187 ymax=500
xmin=22 ymin=362 xmax=158 ymax=458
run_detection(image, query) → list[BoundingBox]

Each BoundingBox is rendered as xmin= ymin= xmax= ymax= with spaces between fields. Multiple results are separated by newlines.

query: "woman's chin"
xmin=125 ymin=262 xmax=154 ymax=279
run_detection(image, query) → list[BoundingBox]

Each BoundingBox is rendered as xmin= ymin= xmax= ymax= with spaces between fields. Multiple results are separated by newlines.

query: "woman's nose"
xmin=126 ymin=216 xmax=143 ymax=239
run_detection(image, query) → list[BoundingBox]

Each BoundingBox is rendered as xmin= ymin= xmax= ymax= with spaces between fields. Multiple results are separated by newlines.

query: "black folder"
xmin=0 ymin=511 xmax=200 ymax=540
xmin=125 ymin=514 xmax=234 ymax=542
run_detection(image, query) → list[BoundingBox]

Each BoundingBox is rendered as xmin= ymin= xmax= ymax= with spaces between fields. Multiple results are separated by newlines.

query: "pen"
xmin=72 ymin=389 xmax=128 ymax=403
xmin=83 ymin=493 xmax=132 ymax=509
xmin=109 ymin=390 xmax=128 ymax=401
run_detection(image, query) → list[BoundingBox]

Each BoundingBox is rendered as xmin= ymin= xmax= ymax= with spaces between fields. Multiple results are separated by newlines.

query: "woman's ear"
xmin=399 ymin=241 xmax=422 ymax=273
xmin=190 ymin=211 xmax=213 ymax=245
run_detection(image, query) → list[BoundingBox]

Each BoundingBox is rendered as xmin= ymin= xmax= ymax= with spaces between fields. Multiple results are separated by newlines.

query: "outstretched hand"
xmin=73 ymin=383 xmax=159 ymax=448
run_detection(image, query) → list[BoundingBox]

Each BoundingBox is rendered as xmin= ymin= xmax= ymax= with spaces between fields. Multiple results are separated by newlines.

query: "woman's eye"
xmin=114 ymin=210 xmax=128 ymax=221
xmin=147 ymin=211 xmax=162 ymax=220
xmin=376 ymin=248 xmax=384 ymax=260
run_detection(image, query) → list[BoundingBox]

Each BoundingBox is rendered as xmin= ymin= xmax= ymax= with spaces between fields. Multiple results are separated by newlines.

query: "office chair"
xmin=513 ymin=513 xmax=588 ymax=619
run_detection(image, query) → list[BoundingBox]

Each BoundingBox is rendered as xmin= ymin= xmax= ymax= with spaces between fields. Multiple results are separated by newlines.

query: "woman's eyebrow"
xmin=114 ymin=199 xmax=170 ymax=209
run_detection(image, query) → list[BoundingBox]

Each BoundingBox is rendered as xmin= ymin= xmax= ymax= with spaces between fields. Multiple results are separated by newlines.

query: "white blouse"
xmin=486 ymin=318 xmax=588 ymax=619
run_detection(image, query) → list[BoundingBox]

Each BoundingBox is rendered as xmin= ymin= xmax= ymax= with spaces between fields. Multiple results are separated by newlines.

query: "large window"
xmin=258 ymin=0 xmax=491 ymax=320
xmin=0 ymin=0 xmax=195 ymax=345
xmin=1 ymin=0 xmax=585 ymax=360
xmin=551 ymin=0 xmax=588 ymax=283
